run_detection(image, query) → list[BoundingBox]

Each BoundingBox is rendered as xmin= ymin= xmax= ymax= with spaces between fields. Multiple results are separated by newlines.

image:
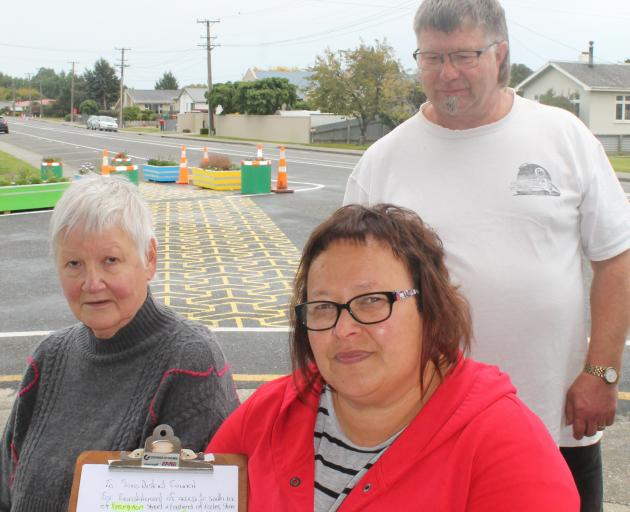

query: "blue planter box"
xmin=143 ymin=164 xmax=180 ymax=183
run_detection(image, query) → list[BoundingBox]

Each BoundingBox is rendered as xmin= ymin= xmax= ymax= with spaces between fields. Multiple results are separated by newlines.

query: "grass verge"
xmin=0 ymin=151 xmax=39 ymax=181
xmin=608 ymin=155 xmax=630 ymax=173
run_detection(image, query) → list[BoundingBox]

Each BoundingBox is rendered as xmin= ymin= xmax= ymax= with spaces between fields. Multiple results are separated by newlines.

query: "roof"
xmin=245 ymin=69 xmax=312 ymax=91
xmin=125 ymin=89 xmax=180 ymax=104
xmin=517 ymin=61 xmax=630 ymax=92
xmin=178 ymin=87 xmax=208 ymax=102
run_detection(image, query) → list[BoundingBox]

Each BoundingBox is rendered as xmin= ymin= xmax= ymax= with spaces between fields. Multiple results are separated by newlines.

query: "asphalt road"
xmin=0 ymin=119 xmax=629 ymax=504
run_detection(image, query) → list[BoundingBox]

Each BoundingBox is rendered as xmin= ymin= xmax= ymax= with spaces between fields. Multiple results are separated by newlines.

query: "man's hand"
xmin=565 ymin=372 xmax=618 ymax=439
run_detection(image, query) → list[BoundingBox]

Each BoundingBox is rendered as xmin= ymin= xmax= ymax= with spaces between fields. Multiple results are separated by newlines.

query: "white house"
xmin=516 ymin=43 xmax=630 ymax=152
xmin=116 ymin=89 xmax=180 ymax=114
xmin=177 ymin=87 xmax=209 ymax=113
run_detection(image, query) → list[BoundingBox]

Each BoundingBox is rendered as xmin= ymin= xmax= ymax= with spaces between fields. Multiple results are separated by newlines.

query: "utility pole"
xmin=12 ymin=79 xmax=16 ymax=117
xmin=26 ymin=73 xmax=32 ymax=117
xmin=197 ymin=19 xmax=219 ymax=136
xmin=67 ymin=61 xmax=78 ymax=123
xmin=39 ymin=82 xmax=44 ymax=119
xmin=116 ymin=47 xmax=131 ymax=128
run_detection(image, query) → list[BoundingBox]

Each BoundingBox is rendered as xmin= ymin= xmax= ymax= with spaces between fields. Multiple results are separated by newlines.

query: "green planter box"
xmin=0 ymin=182 xmax=71 ymax=212
xmin=111 ymin=168 xmax=139 ymax=186
xmin=191 ymin=167 xmax=241 ymax=190
xmin=241 ymin=160 xmax=271 ymax=194
xmin=40 ymin=162 xmax=63 ymax=180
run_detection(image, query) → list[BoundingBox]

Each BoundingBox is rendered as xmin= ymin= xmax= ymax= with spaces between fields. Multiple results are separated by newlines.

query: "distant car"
xmin=87 ymin=115 xmax=118 ymax=132
xmin=0 ymin=116 xmax=8 ymax=134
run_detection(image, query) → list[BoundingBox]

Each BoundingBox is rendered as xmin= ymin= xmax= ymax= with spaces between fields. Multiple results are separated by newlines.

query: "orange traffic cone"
xmin=273 ymin=146 xmax=293 ymax=194
xmin=256 ymin=143 xmax=263 ymax=161
xmin=202 ymin=146 xmax=209 ymax=167
xmin=177 ymin=145 xmax=189 ymax=184
xmin=101 ymin=149 xmax=110 ymax=175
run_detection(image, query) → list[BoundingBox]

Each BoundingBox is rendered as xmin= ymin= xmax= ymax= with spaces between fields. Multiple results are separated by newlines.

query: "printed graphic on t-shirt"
xmin=510 ymin=163 xmax=561 ymax=196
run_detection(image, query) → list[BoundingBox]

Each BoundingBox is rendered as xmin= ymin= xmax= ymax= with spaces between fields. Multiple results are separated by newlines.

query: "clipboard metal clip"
xmin=109 ymin=424 xmax=214 ymax=471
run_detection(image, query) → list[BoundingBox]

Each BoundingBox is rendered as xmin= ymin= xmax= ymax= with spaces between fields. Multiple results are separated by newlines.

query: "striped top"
xmin=313 ymin=386 xmax=403 ymax=512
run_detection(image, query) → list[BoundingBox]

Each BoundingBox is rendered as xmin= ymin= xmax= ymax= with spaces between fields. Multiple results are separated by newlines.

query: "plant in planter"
xmin=143 ymin=157 xmax=180 ymax=183
xmin=111 ymin=151 xmax=131 ymax=164
xmin=192 ymin=153 xmax=241 ymax=190
xmin=0 ymin=168 xmax=71 ymax=213
xmin=40 ymin=156 xmax=63 ymax=180
xmin=109 ymin=151 xmax=139 ymax=186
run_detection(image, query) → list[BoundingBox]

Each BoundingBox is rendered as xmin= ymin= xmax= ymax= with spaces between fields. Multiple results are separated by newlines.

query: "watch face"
xmin=604 ymin=367 xmax=618 ymax=383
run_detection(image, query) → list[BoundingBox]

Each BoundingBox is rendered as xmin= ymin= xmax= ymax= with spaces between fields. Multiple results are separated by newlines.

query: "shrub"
xmin=30 ymin=177 xmax=42 ymax=184
xmin=199 ymin=153 xmax=235 ymax=170
xmin=200 ymin=128 xmax=209 ymax=135
xmin=42 ymin=157 xmax=59 ymax=163
xmin=0 ymin=179 xmax=11 ymax=187
xmin=147 ymin=158 xmax=178 ymax=166
xmin=80 ymin=100 xmax=99 ymax=115
xmin=183 ymin=129 xmax=191 ymax=133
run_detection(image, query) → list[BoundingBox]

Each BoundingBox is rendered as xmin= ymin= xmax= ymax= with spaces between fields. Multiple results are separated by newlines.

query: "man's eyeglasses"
xmin=295 ymin=289 xmax=419 ymax=331
xmin=412 ymin=42 xmax=499 ymax=70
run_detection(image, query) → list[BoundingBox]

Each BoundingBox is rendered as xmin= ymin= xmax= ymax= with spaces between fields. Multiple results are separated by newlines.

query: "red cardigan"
xmin=207 ymin=357 xmax=578 ymax=511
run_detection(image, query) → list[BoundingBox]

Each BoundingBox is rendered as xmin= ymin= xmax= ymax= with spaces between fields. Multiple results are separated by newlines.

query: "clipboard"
xmin=68 ymin=424 xmax=248 ymax=511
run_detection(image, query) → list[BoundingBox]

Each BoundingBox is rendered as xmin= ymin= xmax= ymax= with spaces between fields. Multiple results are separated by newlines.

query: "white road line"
xmin=11 ymin=126 xmax=356 ymax=169
xmin=0 ymin=327 xmax=291 ymax=338
xmin=0 ymin=210 xmax=51 ymax=218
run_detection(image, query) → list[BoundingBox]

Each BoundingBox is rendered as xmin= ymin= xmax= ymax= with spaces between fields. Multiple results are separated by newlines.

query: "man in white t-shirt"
xmin=343 ymin=1 xmax=630 ymax=510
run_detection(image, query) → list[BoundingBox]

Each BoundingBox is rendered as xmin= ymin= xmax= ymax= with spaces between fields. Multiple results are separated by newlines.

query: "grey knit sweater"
xmin=0 ymin=290 xmax=239 ymax=512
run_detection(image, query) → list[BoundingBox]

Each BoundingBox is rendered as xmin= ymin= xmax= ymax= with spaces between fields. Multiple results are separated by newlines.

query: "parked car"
xmin=87 ymin=115 xmax=118 ymax=132
xmin=0 ymin=116 xmax=8 ymax=134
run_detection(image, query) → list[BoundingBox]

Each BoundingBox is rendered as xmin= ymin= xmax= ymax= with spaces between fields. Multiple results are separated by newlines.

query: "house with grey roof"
xmin=177 ymin=86 xmax=209 ymax=113
xmin=516 ymin=44 xmax=630 ymax=152
xmin=116 ymin=89 xmax=180 ymax=114
xmin=242 ymin=68 xmax=312 ymax=98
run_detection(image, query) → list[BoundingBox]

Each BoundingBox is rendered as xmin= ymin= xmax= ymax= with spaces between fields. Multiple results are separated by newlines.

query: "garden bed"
xmin=0 ymin=182 xmax=72 ymax=213
xmin=143 ymin=164 xmax=180 ymax=183
xmin=191 ymin=167 xmax=241 ymax=191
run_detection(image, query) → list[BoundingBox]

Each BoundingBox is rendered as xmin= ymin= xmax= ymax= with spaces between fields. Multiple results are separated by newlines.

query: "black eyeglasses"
xmin=412 ymin=42 xmax=499 ymax=70
xmin=295 ymin=289 xmax=419 ymax=331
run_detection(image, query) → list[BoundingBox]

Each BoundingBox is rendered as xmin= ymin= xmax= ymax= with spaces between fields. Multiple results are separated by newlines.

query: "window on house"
xmin=616 ymin=95 xmax=630 ymax=121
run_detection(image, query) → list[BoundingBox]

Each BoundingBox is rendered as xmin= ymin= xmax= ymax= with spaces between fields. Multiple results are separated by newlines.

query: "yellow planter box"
xmin=191 ymin=167 xmax=241 ymax=191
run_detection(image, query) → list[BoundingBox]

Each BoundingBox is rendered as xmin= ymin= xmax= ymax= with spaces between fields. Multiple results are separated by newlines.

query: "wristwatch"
xmin=583 ymin=363 xmax=619 ymax=384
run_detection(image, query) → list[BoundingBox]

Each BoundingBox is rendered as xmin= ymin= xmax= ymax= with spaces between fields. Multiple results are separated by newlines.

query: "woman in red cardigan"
xmin=207 ymin=204 xmax=579 ymax=511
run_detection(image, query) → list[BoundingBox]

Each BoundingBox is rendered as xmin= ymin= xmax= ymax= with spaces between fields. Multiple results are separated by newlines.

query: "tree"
xmin=509 ymin=63 xmax=534 ymax=88
xmin=538 ymin=88 xmax=576 ymax=114
xmin=208 ymin=82 xmax=239 ymax=114
xmin=237 ymin=78 xmax=297 ymax=115
xmin=155 ymin=71 xmax=179 ymax=90
xmin=79 ymin=99 xmax=98 ymax=115
xmin=84 ymin=59 xmax=120 ymax=109
xmin=308 ymin=41 xmax=413 ymax=144
xmin=207 ymin=78 xmax=298 ymax=115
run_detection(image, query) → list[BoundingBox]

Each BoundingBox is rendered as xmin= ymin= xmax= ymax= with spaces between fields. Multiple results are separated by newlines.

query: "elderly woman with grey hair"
xmin=0 ymin=175 xmax=239 ymax=512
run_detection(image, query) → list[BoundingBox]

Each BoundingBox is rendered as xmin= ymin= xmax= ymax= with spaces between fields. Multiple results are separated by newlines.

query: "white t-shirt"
xmin=344 ymin=93 xmax=630 ymax=446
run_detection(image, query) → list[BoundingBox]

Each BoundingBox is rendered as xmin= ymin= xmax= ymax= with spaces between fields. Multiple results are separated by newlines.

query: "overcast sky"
xmin=2 ymin=0 xmax=629 ymax=89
